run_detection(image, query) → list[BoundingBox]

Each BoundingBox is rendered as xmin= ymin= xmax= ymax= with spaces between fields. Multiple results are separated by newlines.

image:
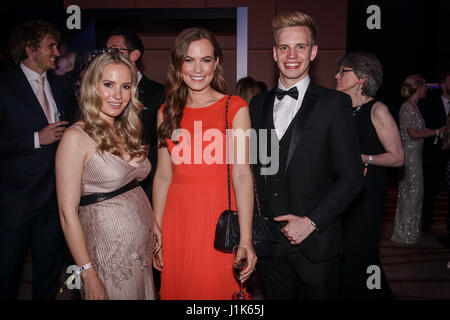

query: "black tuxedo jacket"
xmin=138 ymin=74 xmax=166 ymax=199
xmin=250 ymin=81 xmax=364 ymax=262
xmin=419 ymin=90 xmax=449 ymax=166
xmin=0 ymin=66 xmax=78 ymax=226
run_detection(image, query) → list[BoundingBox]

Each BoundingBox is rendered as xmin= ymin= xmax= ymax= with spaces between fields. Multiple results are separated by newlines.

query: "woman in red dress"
xmin=152 ymin=27 xmax=257 ymax=300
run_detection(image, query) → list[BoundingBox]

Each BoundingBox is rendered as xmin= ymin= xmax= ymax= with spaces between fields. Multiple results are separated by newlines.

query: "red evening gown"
xmin=160 ymin=95 xmax=247 ymax=300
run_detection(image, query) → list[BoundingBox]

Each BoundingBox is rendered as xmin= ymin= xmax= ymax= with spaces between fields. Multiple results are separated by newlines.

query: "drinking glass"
xmin=232 ymin=245 xmax=251 ymax=300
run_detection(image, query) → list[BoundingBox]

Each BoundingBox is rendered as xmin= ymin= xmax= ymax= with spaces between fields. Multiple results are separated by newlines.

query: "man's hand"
xmin=273 ymin=214 xmax=316 ymax=245
xmin=38 ymin=121 xmax=69 ymax=145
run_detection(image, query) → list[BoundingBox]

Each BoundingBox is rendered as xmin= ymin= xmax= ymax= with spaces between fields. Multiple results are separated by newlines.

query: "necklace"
xmin=352 ymin=96 xmax=369 ymax=116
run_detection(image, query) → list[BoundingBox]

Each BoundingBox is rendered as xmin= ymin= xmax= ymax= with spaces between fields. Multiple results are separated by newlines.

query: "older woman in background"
xmin=335 ymin=52 xmax=403 ymax=299
xmin=392 ymin=74 xmax=445 ymax=245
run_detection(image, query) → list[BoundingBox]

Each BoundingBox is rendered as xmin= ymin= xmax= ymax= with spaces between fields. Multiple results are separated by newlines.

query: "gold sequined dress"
xmin=391 ymin=101 xmax=425 ymax=244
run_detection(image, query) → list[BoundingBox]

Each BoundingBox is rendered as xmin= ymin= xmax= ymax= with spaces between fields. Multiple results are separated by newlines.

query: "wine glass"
xmin=232 ymin=245 xmax=251 ymax=300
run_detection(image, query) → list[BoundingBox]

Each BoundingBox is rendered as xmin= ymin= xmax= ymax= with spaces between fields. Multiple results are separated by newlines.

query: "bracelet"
xmin=310 ymin=219 xmax=318 ymax=231
xmin=59 ymin=262 xmax=94 ymax=294
xmin=75 ymin=262 xmax=94 ymax=275
xmin=367 ymin=155 xmax=373 ymax=165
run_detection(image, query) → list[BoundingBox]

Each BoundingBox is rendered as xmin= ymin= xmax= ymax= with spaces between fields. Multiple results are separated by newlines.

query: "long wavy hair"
xmin=158 ymin=27 xmax=228 ymax=147
xmin=79 ymin=51 xmax=148 ymax=160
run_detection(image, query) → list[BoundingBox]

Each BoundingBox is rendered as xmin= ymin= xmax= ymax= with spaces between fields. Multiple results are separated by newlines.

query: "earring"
xmin=354 ymin=85 xmax=360 ymax=95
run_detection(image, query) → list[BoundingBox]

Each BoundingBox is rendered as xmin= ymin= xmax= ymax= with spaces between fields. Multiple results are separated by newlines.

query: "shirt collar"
xmin=20 ymin=62 xmax=47 ymax=82
xmin=137 ymin=70 xmax=143 ymax=83
xmin=277 ymin=75 xmax=310 ymax=95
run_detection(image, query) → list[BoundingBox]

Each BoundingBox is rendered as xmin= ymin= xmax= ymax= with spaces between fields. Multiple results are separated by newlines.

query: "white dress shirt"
xmin=273 ymin=75 xmax=310 ymax=139
xmin=20 ymin=63 xmax=58 ymax=148
xmin=442 ymin=95 xmax=450 ymax=116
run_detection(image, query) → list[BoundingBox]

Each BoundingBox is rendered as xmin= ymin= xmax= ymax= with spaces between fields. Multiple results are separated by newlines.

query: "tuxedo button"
xmin=273 ymin=192 xmax=279 ymax=197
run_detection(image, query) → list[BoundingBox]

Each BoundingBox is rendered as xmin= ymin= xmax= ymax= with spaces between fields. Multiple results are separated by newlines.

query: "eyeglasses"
xmin=107 ymin=46 xmax=131 ymax=53
xmin=336 ymin=69 xmax=354 ymax=77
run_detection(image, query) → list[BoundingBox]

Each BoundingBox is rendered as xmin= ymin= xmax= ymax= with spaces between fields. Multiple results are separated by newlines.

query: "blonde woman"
xmin=392 ymin=75 xmax=444 ymax=244
xmin=55 ymin=49 xmax=160 ymax=300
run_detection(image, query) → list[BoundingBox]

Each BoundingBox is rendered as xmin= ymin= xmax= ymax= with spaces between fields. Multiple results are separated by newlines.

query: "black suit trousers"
xmin=257 ymin=233 xmax=340 ymax=300
xmin=0 ymin=200 xmax=63 ymax=300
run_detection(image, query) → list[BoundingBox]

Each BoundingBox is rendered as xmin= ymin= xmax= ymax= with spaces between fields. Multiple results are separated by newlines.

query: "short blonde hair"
xmin=80 ymin=51 xmax=148 ymax=160
xmin=400 ymin=74 xmax=425 ymax=99
xmin=272 ymin=11 xmax=317 ymax=45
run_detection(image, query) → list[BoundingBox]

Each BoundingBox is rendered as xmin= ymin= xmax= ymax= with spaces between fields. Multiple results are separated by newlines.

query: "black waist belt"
xmin=79 ymin=179 xmax=140 ymax=207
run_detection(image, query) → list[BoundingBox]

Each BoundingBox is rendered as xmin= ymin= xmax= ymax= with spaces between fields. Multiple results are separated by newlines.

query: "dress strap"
xmin=70 ymin=124 xmax=97 ymax=144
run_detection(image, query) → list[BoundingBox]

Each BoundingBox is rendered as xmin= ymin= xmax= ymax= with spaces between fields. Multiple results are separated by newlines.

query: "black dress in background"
xmin=338 ymin=99 xmax=395 ymax=299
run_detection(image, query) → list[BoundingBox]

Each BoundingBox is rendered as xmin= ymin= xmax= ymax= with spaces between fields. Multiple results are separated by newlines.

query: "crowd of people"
xmin=0 ymin=10 xmax=449 ymax=301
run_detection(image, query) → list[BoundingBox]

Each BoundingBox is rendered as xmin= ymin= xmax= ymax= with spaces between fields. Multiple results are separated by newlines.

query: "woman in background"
xmin=392 ymin=74 xmax=445 ymax=244
xmin=335 ymin=52 xmax=403 ymax=299
xmin=236 ymin=76 xmax=261 ymax=105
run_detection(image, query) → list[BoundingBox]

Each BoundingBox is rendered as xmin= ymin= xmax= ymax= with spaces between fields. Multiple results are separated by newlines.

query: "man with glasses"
xmin=106 ymin=29 xmax=166 ymax=203
xmin=0 ymin=20 xmax=78 ymax=299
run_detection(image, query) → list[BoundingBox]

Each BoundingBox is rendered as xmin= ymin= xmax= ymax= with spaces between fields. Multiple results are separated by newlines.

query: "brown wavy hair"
xmin=9 ymin=20 xmax=61 ymax=64
xmin=157 ymin=27 xmax=228 ymax=147
xmin=79 ymin=51 xmax=148 ymax=160
xmin=236 ymin=76 xmax=261 ymax=105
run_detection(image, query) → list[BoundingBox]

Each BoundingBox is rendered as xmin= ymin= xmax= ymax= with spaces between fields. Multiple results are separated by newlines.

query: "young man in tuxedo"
xmin=420 ymin=72 xmax=450 ymax=233
xmin=249 ymin=12 xmax=364 ymax=299
xmin=0 ymin=21 xmax=78 ymax=299
xmin=106 ymin=29 xmax=166 ymax=203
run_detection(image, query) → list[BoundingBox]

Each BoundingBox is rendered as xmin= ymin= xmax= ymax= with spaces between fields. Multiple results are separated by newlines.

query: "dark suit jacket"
xmin=419 ymin=89 xmax=449 ymax=167
xmin=0 ymin=66 xmax=78 ymax=227
xmin=250 ymin=81 xmax=364 ymax=262
xmin=138 ymin=74 xmax=166 ymax=200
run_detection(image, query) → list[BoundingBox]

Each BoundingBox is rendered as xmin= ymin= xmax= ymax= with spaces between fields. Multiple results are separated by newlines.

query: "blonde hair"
xmin=272 ymin=11 xmax=317 ymax=45
xmin=79 ymin=51 xmax=148 ymax=160
xmin=400 ymin=74 xmax=425 ymax=99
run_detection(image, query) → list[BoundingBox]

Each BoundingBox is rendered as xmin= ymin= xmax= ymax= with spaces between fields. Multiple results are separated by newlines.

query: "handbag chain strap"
xmin=225 ymin=95 xmax=262 ymax=217
xmin=225 ymin=95 xmax=232 ymax=211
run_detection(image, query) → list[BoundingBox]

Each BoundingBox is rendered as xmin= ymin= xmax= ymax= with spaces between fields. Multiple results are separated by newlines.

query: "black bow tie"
xmin=276 ymin=87 xmax=299 ymax=100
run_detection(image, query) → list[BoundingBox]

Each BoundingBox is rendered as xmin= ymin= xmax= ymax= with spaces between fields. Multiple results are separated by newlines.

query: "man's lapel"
xmin=13 ymin=67 xmax=49 ymax=123
xmin=47 ymin=72 xmax=64 ymax=114
xmin=285 ymin=82 xmax=318 ymax=174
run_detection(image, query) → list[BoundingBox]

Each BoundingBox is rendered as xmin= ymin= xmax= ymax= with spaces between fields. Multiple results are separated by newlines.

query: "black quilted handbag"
xmin=213 ymin=96 xmax=279 ymax=258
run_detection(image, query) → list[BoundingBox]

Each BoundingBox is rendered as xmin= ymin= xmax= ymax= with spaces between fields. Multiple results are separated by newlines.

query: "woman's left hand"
xmin=153 ymin=221 xmax=162 ymax=254
xmin=235 ymin=243 xmax=257 ymax=283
